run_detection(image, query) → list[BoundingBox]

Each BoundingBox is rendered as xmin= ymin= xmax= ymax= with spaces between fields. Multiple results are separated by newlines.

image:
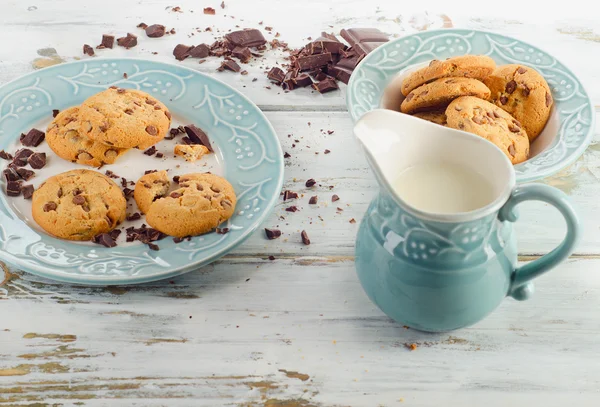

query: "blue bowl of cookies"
xmin=347 ymin=29 xmax=595 ymax=182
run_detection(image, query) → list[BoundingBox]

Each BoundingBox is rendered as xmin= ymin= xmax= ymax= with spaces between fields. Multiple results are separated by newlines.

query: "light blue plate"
xmin=0 ymin=58 xmax=283 ymax=285
xmin=347 ymin=29 xmax=595 ymax=183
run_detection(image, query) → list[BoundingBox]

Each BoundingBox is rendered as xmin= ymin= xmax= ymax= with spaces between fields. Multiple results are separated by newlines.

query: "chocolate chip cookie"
xmin=483 ymin=64 xmax=553 ymax=141
xmin=78 ymin=87 xmax=171 ymax=149
xmin=401 ymin=55 xmax=496 ymax=96
xmin=412 ymin=110 xmax=447 ymax=126
xmin=46 ymin=107 xmax=128 ymax=167
xmin=32 ymin=169 xmax=126 ymax=241
xmin=400 ymin=78 xmax=490 ymax=114
xmin=446 ymin=96 xmax=530 ymax=164
xmin=134 ymin=170 xmax=171 ymax=214
xmin=145 ymin=173 xmax=236 ymax=237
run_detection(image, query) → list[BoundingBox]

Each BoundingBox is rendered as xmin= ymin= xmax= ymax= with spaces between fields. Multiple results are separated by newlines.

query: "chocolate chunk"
xmin=505 ymin=80 xmax=517 ymax=94
xmin=117 ymin=33 xmax=138 ymax=49
xmin=137 ymin=22 xmax=148 ymax=29
xmin=308 ymin=196 xmax=318 ymax=205
xmin=267 ymin=67 xmax=286 ymax=83
xmin=173 ymin=44 xmax=194 ymax=60
xmin=335 ymin=55 xmax=361 ymax=71
xmin=98 ymin=34 xmax=115 ymax=49
xmin=145 ymin=24 xmax=166 ymax=38
xmin=16 ymin=167 xmax=35 ymax=180
xmin=340 ymin=28 xmax=388 ymax=47
xmin=354 ymin=42 xmax=386 ymax=56
xmin=109 ymin=229 xmax=122 ymax=240
xmin=499 ymin=96 xmax=508 ymax=105
xmin=189 ymin=43 xmax=210 ymax=58
xmin=83 ymin=44 xmax=95 ymax=56
xmin=144 ymin=170 xmax=157 ymax=175
xmin=21 ymin=184 xmax=34 ymax=199
xmin=218 ymin=59 xmax=241 ymax=72
xmin=203 ymin=7 xmax=216 ymax=14
xmin=155 ymin=152 xmax=164 ymax=158
xmin=294 ymin=53 xmax=333 ymax=71
xmin=225 ymin=29 xmax=267 ymax=48
xmin=216 ymin=227 xmax=229 ymax=234
xmin=328 ymin=65 xmax=352 ymax=84
xmin=28 ymin=152 xmax=46 ymax=169
xmin=148 ymin=243 xmax=160 ymax=251
xmin=0 ymin=150 xmax=12 ymax=160
xmin=3 ymin=167 xmax=19 ymax=182
xmin=265 ymin=228 xmax=281 ymax=240
xmin=173 ymin=175 xmax=180 ymax=183
xmin=184 ymin=124 xmax=213 ymax=151
xmin=283 ymin=152 xmax=291 ymax=159
xmin=52 ymin=109 xmax=60 ymax=118
xmin=305 ymin=178 xmax=316 ymax=187
xmin=127 ymin=212 xmax=141 ymax=221
xmin=73 ymin=195 xmax=86 ymax=205
xmin=43 ymin=201 xmax=57 ymax=212
xmin=285 ymin=206 xmax=298 ymax=212
xmin=170 ymin=192 xmax=182 ymax=198
xmin=143 ymin=146 xmax=157 ymax=156
xmin=6 ymin=181 xmax=22 ymax=197
xmin=232 ymin=46 xmax=252 ymax=63
xmin=301 ymin=230 xmax=310 ymax=245
xmin=12 ymin=148 xmax=34 ymax=167
xmin=93 ymin=233 xmax=117 ymax=248
xmin=145 ymin=125 xmax=158 ymax=135
xmin=293 ymin=73 xmax=313 ymax=87
xmin=20 ymin=128 xmax=45 ymax=147
xmin=306 ymin=36 xmax=345 ymax=55
xmin=332 ymin=194 xmax=340 ymax=202
xmin=283 ymin=190 xmax=298 ymax=201
xmin=313 ymin=78 xmax=339 ymax=93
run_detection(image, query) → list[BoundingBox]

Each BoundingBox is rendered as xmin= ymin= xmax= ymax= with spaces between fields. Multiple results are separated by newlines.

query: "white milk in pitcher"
xmin=392 ymin=162 xmax=496 ymax=214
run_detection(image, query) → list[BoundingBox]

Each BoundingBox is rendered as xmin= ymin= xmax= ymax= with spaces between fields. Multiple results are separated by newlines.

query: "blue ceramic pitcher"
xmin=354 ymin=109 xmax=581 ymax=332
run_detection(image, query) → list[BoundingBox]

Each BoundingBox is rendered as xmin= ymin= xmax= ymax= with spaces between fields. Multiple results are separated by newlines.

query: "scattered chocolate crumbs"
xmin=305 ymin=178 xmax=316 ymax=187
xmin=52 ymin=109 xmax=60 ymax=118
xmin=301 ymin=230 xmax=310 ymax=245
xmin=21 ymin=184 xmax=34 ymax=199
xmin=83 ymin=44 xmax=95 ymax=56
xmin=143 ymin=146 xmax=157 ymax=156
xmin=285 ymin=206 xmax=298 ymax=212
xmin=283 ymin=190 xmax=298 ymax=201
xmin=145 ymin=24 xmax=166 ymax=38
xmin=309 ymin=196 xmax=318 ymax=204
xmin=264 ymin=228 xmax=281 ymax=240
xmin=204 ymin=7 xmax=216 ymax=14
xmin=0 ymin=150 xmax=12 ymax=160
xmin=20 ymin=128 xmax=45 ymax=147
xmin=125 ymin=224 xmax=167 ymax=246
xmin=332 ymin=194 xmax=340 ymax=202
xmin=117 ymin=33 xmax=138 ymax=49
xmin=126 ymin=212 xmax=141 ymax=221
xmin=98 ymin=34 xmax=115 ymax=49
xmin=216 ymin=227 xmax=229 ymax=234
xmin=93 ymin=233 xmax=117 ymax=248
xmin=349 ymin=218 xmax=356 ymax=224
xmin=28 ymin=152 xmax=46 ymax=169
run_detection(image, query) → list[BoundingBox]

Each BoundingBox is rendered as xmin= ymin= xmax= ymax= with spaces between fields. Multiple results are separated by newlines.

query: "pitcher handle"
xmin=498 ymin=184 xmax=581 ymax=301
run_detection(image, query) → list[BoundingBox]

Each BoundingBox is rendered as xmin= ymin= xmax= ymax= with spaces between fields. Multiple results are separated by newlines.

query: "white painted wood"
xmin=1 ymin=0 xmax=600 ymax=405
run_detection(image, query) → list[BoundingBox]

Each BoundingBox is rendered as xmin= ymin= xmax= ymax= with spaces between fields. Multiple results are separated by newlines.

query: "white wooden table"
xmin=1 ymin=1 xmax=600 ymax=405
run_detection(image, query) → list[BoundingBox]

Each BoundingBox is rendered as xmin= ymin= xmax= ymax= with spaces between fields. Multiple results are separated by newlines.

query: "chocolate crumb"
xmin=155 ymin=152 xmax=164 ymax=158
xmin=309 ymin=196 xmax=318 ymax=204
xmin=21 ymin=184 xmax=34 ymax=199
xmin=143 ymin=146 xmax=157 ymax=156
xmin=137 ymin=22 xmax=148 ymax=29
xmin=284 ymin=152 xmax=291 ymax=158
xmin=324 ymin=149 xmax=331 ymax=154
xmin=52 ymin=109 xmax=60 ymax=118
xmin=283 ymin=190 xmax=298 ymax=201
xmin=265 ymin=228 xmax=281 ymax=240
xmin=173 ymin=175 xmax=180 ymax=183
xmin=332 ymin=194 xmax=340 ymax=202
xmin=148 ymin=243 xmax=160 ymax=251
xmin=305 ymin=178 xmax=316 ymax=187
xmin=93 ymin=233 xmax=117 ymax=248
xmin=83 ymin=44 xmax=95 ymax=56
xmin=268 ymin=255 xmax=275 ymax=261
xmin=301 ymin=230 xmax=310 ymax=245
xmin=204 ymin=7 xmax=216 ymax=14
xmin=349 ymin=218 xmax=356 ymax=224
xmin=285 ymin=206 xmax=299 ymax=212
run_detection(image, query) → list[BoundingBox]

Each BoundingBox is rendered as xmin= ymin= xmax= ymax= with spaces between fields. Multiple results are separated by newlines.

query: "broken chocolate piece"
xmin=283 ymin=190 xmax=298 ymax=201
xmin=143 ymin=146 xmax=157 ymax=156
xmin=293 ymin=74 xmax=313 ymax=87
xmin=305 ymin=178 xmax=316 ymax=187
xmin=313 ymin=78 xmax=339 ymax=93
xmin=217 ymin=59 xmax=241 ymax=72
xmin=294 ymin=53 xmax=333 ymax=71
xmin=225 ymin=29 xmax=267 ymax=48
xmin=328 ymin=65 xmax=352 ymax=85
xmin=117 ymin=33 xmax=138 ymax=48
xmin=148 ymin=243 xmax=160 ymax=251
xmin=12 ymin=148 xmax=34 ymax=167
xmin=20 ymin=128 xmax=45 ymax=147
xmin=267 ymin=67 xmax=285 ymax=83
xmin=98 ymin=34 xmax=115 ymax=49
xmin=264 ymin=228 xmax=281 ymax=240
xmin=189 ymin=43 xmax=210 ymax=58
xmin=309 ymin=196 xmax=318 ymax=204
xmin=232 ymin=46 xmax=252 ymax=63
xmin=184 ymin=124 xmax=213 ymax=151
xmin=52 ymin=109 xmax=60 ymax=118
xmin=301 ymin=230 xmax=310 ymax=245
xmin=83 ymin=44 xmax=95 ymax=56
xmin=0 ymin=150 xmax=12 ymax=160
xmin=3 ymin=167 xmax=19 ymax=182
xmin=16 ymin=167 xmax=35 ymax=180
xmin=173 ymin=44 xmax=194 ymax=60
xmin=285 ymin=206 xmax=299 ymax=212
xmin=332 ymin=194 xmax=340 ymax=202
xmin=21 ymin=184 xmax=34 ymax=199
xmin=283 ymin=152 xmax=291 ymax=158
xmin=354 ymin=41 xmax=386 ymax=56
xmin=6 ymin=181 xmax=22 ymax=197
xmin=27 ymin=152 xmax=46 ymax=169
xmin=93 ymin=233 xmax=117 ymax=248
xmin=145 ymin=24 xmax=166 ymax=38
xmin=340 ymin=28 xmax=389 ymax=47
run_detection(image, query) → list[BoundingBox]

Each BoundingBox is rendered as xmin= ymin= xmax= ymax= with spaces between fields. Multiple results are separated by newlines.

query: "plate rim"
xmin=0 ymin=57 xmax=284 ymax=285
xmin=346 ymin=28 xmax=596 ymax=183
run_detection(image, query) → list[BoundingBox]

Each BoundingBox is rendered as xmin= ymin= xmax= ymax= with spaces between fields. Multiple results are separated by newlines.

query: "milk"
xmin=393 ymin=162 xmax=496 ymax=214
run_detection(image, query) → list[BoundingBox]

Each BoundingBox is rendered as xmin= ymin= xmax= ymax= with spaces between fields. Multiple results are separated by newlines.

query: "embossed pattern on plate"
xmin=0 ymin=59 xmax=284 ymax=285
xmin=347 ymin=29 xmax=595 ymax=183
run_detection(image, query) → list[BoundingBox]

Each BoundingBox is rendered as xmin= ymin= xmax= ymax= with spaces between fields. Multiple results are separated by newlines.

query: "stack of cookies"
xmin=46 ymin=87 xmax=172 ymax=167
xmin=399 ymin=55 xmax=554 ymax=164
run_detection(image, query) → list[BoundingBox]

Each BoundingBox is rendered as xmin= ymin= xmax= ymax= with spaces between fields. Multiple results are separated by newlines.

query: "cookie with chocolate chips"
xmin=400 ymin=77 xmax=490 ymax=114
xmin=483 ymin=64 xmax=553 ymax=141
xmin=145 ymin=173 xmax=236 ymax=237
xmin=78 ymin=88 xmax=171 ymax=149
xmin=32 ymin=169 xmax=126 ymax=241
xmin=445 ymin=96 xmax=530 ymax=164
xmin=46 ymin=107 xmax=128 ymax=167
